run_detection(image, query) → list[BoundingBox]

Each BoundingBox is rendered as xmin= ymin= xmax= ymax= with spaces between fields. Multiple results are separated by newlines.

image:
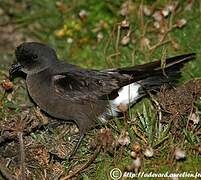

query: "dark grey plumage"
xmin=9 ymin=42 xmax=195 ymax=156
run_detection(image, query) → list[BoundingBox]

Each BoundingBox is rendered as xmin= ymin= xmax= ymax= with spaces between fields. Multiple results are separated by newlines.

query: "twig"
xmin=18 ymin=132 xmax=26 ymax=180
xmin=139 ymin=0 xmax=144 ymax=35
xmin=115 ymin=24 xmax=121 ymax=65
xmin=104 ymin=23 xmax=117 ymax=57
xmin=149 ymin=23 xmax=177 ymax=53
xmin=0 ymin=131 xmax=16 ymax=144
xmin=0 ymin=160 xmax=16 ymax=180
xmin=60 ymin=145 xmax=101 ymax=180
xmin=0 ymin=117 xmax=41 ymax=145
xmin=106 ymin=52 xmax=120 ymax=67
xmin=149 ymin=39 xmax=170 ymax=52
xmin=131 ymin=48 xmax=136 ymax=65
xmin=148 ymin=93 xmax=163 ymax=133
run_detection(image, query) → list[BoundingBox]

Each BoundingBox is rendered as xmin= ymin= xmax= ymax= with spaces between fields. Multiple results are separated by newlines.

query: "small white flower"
xmin=97 ymin=32 xmax=104 ymax=42
xmin=143 ymin=5 xmax=152 ymax=16
xmin=117 ymin=131 xmax=130 ymax=146
xmin=141 ymin=37 xmax=150 ymax=49
xmin=78 ymin=9 xmax=88 ymax=20
xmin=130 ymin=151 xmax=137 ymax=158
xmin=133 ymin=157 xmax=141 ymax=169
xmin=121 ymin=35 xmax=130 ymax=46
xmin=144 ymin=147 xmax=154 ymax=158
xmin=174 ymin=147 xmax=186 ymax=160
xmin=161 ymin=8 xmax=169 ymax=17
xmin=188 ymin=112 xmax=199 ymax=125
xmin=67 ymin=38 xmax=73 ymax=44
xmin=153 ymin=11 xmax=163 ymax=22
xmin=166 ymin=5 xmax=175 ymax=12
xmin=121 ymin=20 xmax=130 ymax=28
xmin=176 ymin=19 xmax=187 ymax=28
xmin=153 ymin=21 xmax=160 ymax=29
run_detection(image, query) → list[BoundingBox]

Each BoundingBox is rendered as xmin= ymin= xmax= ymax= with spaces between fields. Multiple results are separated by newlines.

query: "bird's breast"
xmin=26 ymin=74 xmax=53 ymax=110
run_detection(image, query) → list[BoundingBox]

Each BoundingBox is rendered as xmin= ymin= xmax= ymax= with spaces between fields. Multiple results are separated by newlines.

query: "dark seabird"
xmin=9 ymin=42 xmax=195 ymax=157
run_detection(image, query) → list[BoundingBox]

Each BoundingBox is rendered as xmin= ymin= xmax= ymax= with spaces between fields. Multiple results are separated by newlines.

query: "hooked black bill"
xmin=9 ymin=62 xmax=23 ymax=80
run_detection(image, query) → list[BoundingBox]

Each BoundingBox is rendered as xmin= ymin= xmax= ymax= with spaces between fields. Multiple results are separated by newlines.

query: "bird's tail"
xmin=113 ymin=53 xmax=195 ymax=89
xmin=140 ymin=53 xmax=196 ymax=90
xmin=105 ymin=53 xmax=195 ymax=117
xmin=118 ymin=53 xmax=195 ymax=80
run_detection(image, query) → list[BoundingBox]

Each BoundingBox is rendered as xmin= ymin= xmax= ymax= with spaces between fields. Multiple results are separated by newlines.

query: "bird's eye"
xmin=32 ymin=54 xmax=38 ymax=60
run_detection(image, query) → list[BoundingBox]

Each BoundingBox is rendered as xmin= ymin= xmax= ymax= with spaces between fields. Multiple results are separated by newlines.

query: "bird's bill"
xmin=9 ymin=62 xmax=22 ymax=80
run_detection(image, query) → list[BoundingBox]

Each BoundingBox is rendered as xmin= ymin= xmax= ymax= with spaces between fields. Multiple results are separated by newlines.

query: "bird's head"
xmin=9 ymin=42 xmax=57 ymax=78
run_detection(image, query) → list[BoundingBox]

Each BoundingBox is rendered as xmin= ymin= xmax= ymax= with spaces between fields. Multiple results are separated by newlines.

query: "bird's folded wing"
xmin=51 ymin=62 xmax=130 ymax=102
xmin=51 ymin=53 xmax=195 ymax=102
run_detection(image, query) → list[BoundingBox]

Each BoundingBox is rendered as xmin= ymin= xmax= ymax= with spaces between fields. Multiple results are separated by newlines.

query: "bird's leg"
xmin=69 ymin=132 xmax=85 ymax=159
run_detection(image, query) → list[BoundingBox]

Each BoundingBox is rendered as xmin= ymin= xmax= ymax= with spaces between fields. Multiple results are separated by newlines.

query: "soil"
xmin=157 ymin=79 xmax=201 ymax=136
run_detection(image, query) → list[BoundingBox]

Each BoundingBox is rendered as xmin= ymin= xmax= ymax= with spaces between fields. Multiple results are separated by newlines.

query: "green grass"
xmin=0 ymin=0 xmax=201 ymax=179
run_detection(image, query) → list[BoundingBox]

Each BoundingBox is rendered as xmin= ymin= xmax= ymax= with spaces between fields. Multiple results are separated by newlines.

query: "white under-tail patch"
xmin=109 ymin=82 xmax=141 ymax=114
xmin=98 ymin=82 xmax=141 ymax=123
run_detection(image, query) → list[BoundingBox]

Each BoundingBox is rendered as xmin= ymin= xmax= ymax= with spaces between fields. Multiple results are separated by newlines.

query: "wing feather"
xmin=51 ymin=53 xmax=195 ymax=102
xmin=51 ymin=64 xmax=126 ymax=102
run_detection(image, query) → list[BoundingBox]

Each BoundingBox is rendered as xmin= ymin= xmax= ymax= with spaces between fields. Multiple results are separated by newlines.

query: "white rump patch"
xmin=98 ymin=82 xmax=141 ymax=123
xmin=109 ymin=82 xmax=141 ymax=114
